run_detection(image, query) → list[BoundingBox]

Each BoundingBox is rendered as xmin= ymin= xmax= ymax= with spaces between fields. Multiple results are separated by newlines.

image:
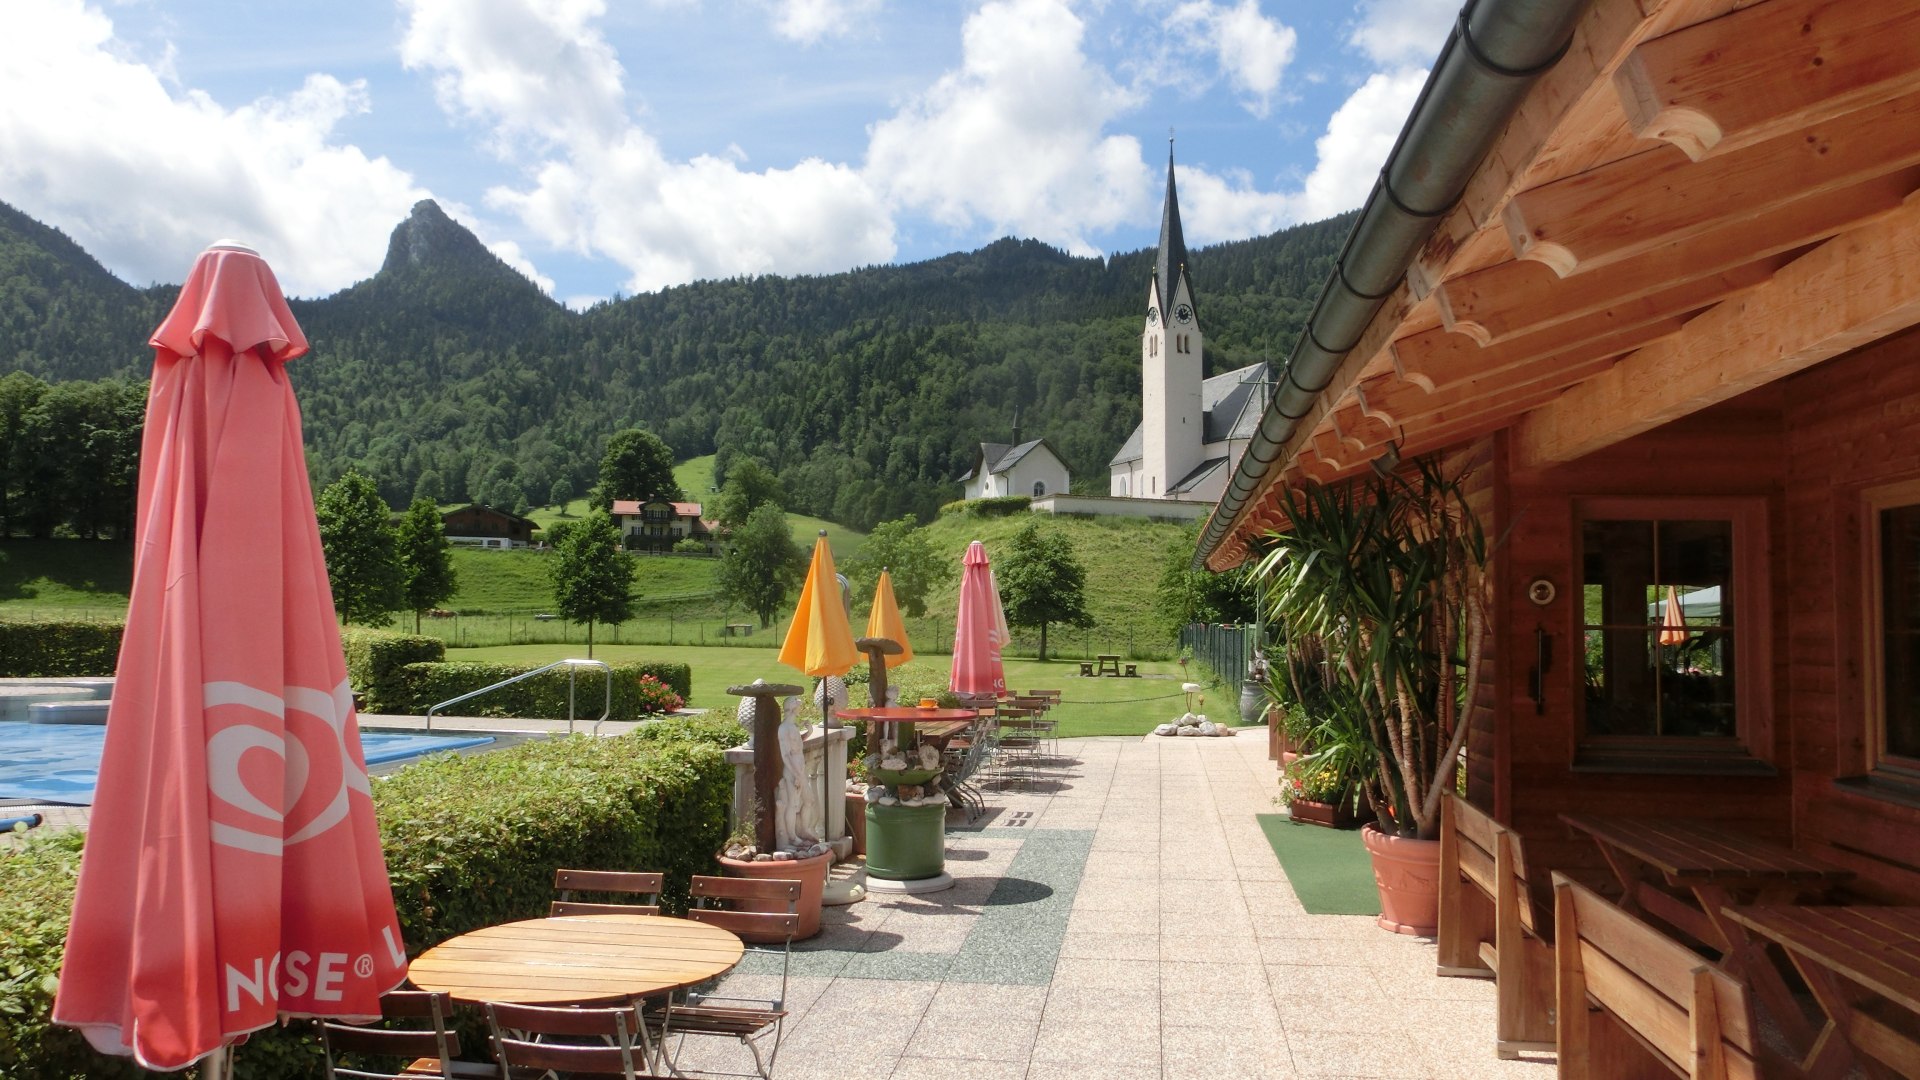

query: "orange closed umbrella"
xmin=779 ymin=532 xmax=859 ymax=679
xmin=1658 ymin=585 xmax=1689 ymax=647
xmin=865 ymin=570 xmax=914 ymax=668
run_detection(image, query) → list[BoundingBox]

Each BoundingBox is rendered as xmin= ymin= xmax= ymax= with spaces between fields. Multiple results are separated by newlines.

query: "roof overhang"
xmin=1197 ymin=0 xmax=1920 ymax=570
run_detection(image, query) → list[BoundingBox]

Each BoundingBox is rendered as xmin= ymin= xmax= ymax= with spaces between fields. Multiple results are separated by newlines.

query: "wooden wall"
xmin=1452 ymin=437 xmax=1501 ymax=812
xmin=1491 ymin=397 xmax=1794 ymax=880
xmin=1780 ymin=328 xmax=1920 ymax=901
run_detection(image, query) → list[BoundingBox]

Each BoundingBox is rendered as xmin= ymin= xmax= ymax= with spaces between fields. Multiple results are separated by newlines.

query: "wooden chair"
xmin=484 ymin=1000 xmax=664 ymax=1079
xmin=658 ymin=875 xmax=800 ymax=1080
xmin=319 ymin=989 xmax=494 ymax=1080
xmin=551 ymin=868 xmax=665 ymax=917
xmin=1551 ymin=873 xmax=1789 ymax=1080
xmin=1436 ymin=793 xmax=1555 ymax=1058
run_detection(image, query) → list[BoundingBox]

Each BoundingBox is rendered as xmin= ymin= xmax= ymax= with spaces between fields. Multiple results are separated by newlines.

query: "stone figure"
xmin=773 ymin=697 xmax=821 ymax=852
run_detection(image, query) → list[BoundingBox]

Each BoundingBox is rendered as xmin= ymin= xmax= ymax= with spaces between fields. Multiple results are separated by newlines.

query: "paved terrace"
xmin=675 ymin=733 xmax=1554 ymax=1080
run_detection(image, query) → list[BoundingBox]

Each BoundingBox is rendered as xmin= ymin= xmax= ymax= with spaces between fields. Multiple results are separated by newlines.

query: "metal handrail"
xmin=426 ymin=658 xmax=613 ymax=735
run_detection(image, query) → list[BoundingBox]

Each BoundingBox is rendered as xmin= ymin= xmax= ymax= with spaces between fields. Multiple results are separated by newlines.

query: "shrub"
xmin=382 ymin=660 xmax=693 ymax=721
xmin=0 ymin=733 xmax=733 ymax=1079
xmin=670 ymin=538 xmax=710 ymax=555
xmin=632 ymin=673 xmax=684 ymax=714
xmin=628 ymin=712 xmax=745 ymax=750
xmin=339 ymin=629 xmax=446 ymax=713
xmin=968 ymin=495 xmax=1031 ymax=517
xmin=0 ymin=620 xmax=123 ymax=678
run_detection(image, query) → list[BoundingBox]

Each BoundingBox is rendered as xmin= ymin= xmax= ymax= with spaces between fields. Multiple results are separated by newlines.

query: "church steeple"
xmin=1156 ymin=138 xmax=1193 ymax=322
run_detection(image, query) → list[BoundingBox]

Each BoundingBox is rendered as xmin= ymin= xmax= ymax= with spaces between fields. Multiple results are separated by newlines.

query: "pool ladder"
xmin=425 ymin=658 xmax=612 ymax=735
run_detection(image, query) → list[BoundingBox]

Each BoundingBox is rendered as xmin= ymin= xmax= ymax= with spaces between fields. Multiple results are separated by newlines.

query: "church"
xmin=1108 ymin=147 xmax=1270 ymax=503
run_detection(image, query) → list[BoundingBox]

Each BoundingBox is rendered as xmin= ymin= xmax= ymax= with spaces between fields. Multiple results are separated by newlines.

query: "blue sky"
xmin=1 ymin=0 xmax=1455 ymax=306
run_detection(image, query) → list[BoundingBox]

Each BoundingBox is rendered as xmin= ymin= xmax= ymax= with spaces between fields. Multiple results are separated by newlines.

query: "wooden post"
xmin=726 ymin=680 xmax=801 ymax=853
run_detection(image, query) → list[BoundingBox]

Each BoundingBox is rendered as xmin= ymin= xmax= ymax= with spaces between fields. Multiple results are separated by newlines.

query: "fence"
xmin=1180 ymin=622 xmax=1258 ymax=688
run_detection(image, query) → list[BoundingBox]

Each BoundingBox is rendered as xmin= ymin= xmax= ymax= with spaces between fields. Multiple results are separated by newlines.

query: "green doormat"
xmin=1256 ymin=813 xmax=1381 ymax=917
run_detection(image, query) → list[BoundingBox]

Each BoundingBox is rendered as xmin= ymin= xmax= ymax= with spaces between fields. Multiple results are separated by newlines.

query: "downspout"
xmin=1193 ymin=0 xmax=1591 ymax=570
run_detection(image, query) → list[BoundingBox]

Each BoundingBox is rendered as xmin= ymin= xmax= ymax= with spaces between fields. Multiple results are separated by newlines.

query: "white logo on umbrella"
xmin=204 ymin=680 xmax=367 ymax=855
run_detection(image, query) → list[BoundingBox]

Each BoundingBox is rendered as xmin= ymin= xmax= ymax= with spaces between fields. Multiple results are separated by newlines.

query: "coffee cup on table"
xmin=919 ymin=698 xmax=938 ymax=709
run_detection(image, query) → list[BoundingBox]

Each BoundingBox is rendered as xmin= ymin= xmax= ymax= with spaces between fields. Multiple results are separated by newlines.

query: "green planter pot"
xmin=865 ymin=802 xmax=947 ymax=881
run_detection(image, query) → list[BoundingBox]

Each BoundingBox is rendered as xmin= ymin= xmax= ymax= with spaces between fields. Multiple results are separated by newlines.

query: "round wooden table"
xmin=407 ymin=913 xmax=744 ymax=1005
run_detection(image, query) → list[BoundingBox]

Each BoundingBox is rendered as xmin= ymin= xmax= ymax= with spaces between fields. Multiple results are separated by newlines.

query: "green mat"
xmin=1256 ymin=813 xmax=1382 ymax=917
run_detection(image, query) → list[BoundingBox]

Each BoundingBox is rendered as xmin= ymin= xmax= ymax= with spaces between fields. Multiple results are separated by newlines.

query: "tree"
xmin=548 ymin=476 xmax=574 ymax=511
xmin=998 ymin=519 xmax=1093 ymax=661
xmin=710 ymin=456 xmax=784 ymax=533
xmin=395 ymin=497 xmax=458 ymax=633
xmin=1153 ymin=524 xmax=1257 ymax=638
xmin=412 ymin=468 xmax=444 ymax=506
xmin=548 ymin=509 xmax=635 ymax=657
xmin=591 ymin=428 xmax=682 ymax=510
xmin=716 ymin=503 xmax=803 ymax=628
xmin=315 ymin=469 xmax=405 ymax=627
xmin=845 ymin=515 xmax=951 ymax=617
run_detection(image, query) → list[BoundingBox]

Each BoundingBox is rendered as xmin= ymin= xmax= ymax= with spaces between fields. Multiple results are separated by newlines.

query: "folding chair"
xmin=989 ymin=706 xmax=1041 ymax=790
xmin=485 ymin=1000 xmax=665 ymax=1079
xmin=319 ymin=990 xmax=494 ymax=1080
xmin=552 ymin=869 xmax=665 ymax=916
xmin=658 ymin=875 xmax=800 ymax=1080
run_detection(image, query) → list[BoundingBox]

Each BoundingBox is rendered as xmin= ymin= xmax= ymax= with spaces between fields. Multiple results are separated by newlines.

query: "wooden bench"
xmin=1552 ymin=873 xmax=1788 ymax=1080
xmin=1437 ymin=793 xmax=1555 ymax=1058
xmin=1079 ymin=662 xmax=1094 ymax=677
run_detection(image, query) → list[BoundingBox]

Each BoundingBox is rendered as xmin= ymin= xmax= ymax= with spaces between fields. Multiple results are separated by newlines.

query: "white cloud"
xmin=767 ymin=0 xmax=884 ymax=44
xmin=1348 ymin=0 xmax=1455 ymax=68
xmin=403 ymin=0 xmax=896 ymax=292
xmin=1289 ymin=66 xmax=1426 ymax=221
xmin=863 ymin=0 xmax=1149 ymax=256
xmin=0 ymin=0 xmax=429 ymax=297
xmin=1165 ymin=0 xmax=1297 ymax=118
xmin=1172 ymin=165 xmax=1291 ymax=242
xmin=483 ymin=237 xmax=557 ymax=294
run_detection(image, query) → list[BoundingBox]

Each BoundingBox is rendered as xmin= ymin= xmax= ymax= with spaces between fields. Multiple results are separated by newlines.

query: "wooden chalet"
xmin=441 ymin=503 xmax=538 ymax=549
xmin=1197 ymin=0 xmax=1920 ymax=909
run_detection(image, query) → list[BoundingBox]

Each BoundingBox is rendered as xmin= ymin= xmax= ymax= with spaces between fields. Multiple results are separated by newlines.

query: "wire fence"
xmin=1180 ymin=622 xmax=1258 ymax=688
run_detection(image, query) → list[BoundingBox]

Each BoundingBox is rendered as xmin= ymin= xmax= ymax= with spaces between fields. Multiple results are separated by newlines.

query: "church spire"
xmin=1156 ymin=136 xmax=1193 ymax=319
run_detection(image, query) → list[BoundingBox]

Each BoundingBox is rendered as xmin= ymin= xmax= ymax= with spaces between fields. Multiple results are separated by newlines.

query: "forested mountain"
xmin=0 ymin=198 xmax=1352 ymax=530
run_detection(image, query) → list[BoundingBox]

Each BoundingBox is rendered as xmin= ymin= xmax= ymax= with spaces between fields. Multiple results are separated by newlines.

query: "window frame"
xmin=1861 ymin=478 xmax=1920 ymax=784
xmin=1571 ymin=496 xmax=1774 ymax=772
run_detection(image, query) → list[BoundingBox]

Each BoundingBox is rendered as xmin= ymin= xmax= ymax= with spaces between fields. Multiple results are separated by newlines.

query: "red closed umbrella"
xmin=53 ymin=243 xmax=407 ymax=1073
xmin=949 ymin=540 xmax=1008 ymax=700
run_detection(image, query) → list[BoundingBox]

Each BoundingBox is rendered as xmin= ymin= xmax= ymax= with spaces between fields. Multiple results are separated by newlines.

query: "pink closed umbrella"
xmin=54 ymin=243 xmax=407 ymax=1073
xmin=950 ymin=540 xmax=1009 ymax=700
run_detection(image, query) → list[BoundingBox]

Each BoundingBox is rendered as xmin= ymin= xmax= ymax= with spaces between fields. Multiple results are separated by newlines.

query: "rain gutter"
xmin=1192 ymin=0 xmax=1592 ymax=570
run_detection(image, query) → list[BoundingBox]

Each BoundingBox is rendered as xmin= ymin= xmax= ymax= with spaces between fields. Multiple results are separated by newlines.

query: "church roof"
xmin=1156 ymin=143 xmax=1194 ymax=322
xmin=1167 ymin=456 xmax=1229 ymax=495
xmin=1108 ymin=361 xmax=1270 ymax=466
xmin=960 ymin=439 xmax=1054 ymax=481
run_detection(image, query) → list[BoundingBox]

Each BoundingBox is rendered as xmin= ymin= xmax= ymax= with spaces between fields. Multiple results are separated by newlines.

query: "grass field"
xmin=0 ymin=539 xmax=132 ymax=617
xmin=445 ymin=643 xmax=1229 ymax=737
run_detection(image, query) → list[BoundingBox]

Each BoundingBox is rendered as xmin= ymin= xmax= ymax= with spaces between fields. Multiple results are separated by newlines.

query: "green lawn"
xmin=0 ymin=539 xmax=132 ymax=618
xmin=445 ymin=644 xmax=1235 ymax=737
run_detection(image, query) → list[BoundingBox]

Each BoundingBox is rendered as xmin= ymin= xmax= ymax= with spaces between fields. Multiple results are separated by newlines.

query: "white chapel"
xmin=1109 ymin=146 xmax=1269 ymax=504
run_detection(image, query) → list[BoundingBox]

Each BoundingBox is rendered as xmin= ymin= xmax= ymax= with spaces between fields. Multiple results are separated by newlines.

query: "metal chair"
xmin=319 ymin=990 xmax=494 ymax=1080
xmin=552 ymin=868 xmax=665 ymax=916
xmin=988 ymin=706 xmax=1041 ymax=790
xmin=658 ymin=875 xmax=800 ymax=1080
xmin=485 ymin=1000 xmax=665 ymax=1079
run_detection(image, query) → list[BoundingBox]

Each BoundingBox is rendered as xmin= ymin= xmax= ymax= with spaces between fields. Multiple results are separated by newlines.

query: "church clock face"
xmin=1146 ymin=305 xmax=1160 ymax=326
xmin=1174 ymin=303 xmax=1193 ymax=325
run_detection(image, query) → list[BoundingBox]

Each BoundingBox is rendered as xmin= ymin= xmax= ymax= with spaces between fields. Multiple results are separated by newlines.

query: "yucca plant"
xmin=1254 ymin=458 xmax=1488 ymax=840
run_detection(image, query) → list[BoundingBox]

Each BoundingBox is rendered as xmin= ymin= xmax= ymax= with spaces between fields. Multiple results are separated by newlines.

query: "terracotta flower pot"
xmin=715 ymin=849 xmax=831 ymax=941
xmin=1360 ymin=822 xmax=1441 ymax=936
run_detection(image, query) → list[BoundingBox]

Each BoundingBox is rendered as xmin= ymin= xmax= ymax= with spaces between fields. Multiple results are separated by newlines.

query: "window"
xmin=1033 ymin=481 xmax=1046 ymax=497
xmin=643 ymin=504 xmax=670 ymax=524
xmin=1866 ymin=480 xmax=1920 ymax=780
xmin=1575 ymin=498 xmax=1770 ymax=768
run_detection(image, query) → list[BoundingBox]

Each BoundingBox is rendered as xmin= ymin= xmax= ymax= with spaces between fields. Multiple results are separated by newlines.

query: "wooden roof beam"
xmin=1503 ymin=89 xmax=1920 ymax=277
xmin=1395 ymin=296 xmax=1699 ymax=394
xmin=1437 ymin=168 xmax=1918 ymax=344
xmin=1616 ymin=0 xmax=1920 ymax=162
xmin=1513 ymin=191 xmax=1920 ymax=469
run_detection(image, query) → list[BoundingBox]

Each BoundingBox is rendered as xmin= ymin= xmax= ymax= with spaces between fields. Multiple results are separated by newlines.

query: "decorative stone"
xmin=879 ymin=796 xmax=900 ymax=806
xmin=771 ymin=850 xmax=794 ymax=861
xmin=1217 ymin=726 xmax=1236 ymax=737
xmin=1178 ymin=725 xmax=1200 ymax=736
xmin=752 ymin=852 xmax=773 ymax=862
xmin=917 ymin=743 xmax=941 ymax=770
xmin=1197 ymin=720 xmax=1217 ymax=736
xmin=864 ymin=786 xmax=884 ymax=803
xmin=1154 ymin=723 xmax=1177 ymax=736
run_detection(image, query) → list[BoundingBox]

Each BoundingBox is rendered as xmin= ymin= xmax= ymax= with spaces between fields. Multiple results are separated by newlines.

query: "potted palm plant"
xmin=1256 ymin=458 xmax=1488 ymax=934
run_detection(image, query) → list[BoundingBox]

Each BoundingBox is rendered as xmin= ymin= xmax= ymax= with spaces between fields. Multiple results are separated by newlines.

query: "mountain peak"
xmin=380 ymin=199 xmax=497 ymax=276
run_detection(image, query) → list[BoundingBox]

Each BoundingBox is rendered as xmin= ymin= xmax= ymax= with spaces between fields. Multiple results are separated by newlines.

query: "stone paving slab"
xmin=663 ymin=732 xmax=1553 ymax=1080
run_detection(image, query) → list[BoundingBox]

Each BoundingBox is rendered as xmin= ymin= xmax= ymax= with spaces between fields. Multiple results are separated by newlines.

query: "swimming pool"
xmin=0 ymin=725 xmax=493 ymax=805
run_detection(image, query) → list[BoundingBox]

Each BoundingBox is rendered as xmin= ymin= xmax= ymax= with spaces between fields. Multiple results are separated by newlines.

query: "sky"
xmin=0 ymin=0 xmax=1457 ymax=307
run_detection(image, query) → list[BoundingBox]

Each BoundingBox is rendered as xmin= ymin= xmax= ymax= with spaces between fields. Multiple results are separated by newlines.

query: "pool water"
xmin=0 ymin=724 xmax=492 ymax=805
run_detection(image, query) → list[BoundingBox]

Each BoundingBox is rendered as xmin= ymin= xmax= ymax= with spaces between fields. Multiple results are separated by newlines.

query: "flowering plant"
xmin=633 ymin=674 xmax=685 ymax=715
xmin=1279 ymin=757 xmax=1347 ymax=808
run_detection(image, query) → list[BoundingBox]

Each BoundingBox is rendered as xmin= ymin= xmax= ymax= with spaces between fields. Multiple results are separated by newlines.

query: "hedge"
xmin=383 ymin=660 xmax=692 ymax=721
xmin=339 ymin=629 xmax=446 ymax=714
xmin=0 ymin=727 xmax=734 ymax=1079
xmin=0 ymin=621 xmax=122 ymax=678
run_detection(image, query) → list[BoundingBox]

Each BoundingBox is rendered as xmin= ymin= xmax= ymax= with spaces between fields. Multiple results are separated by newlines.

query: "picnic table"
xmin=1722 ymin=904 xmax=1920 ymax=1079
xmin=1094 ymin=654 xmax=1122 ymax=677
xmin=722 ymin=623 xmax=753 ymax=637
xmin=1561 ymin=813 xmax=1856 ymax=1048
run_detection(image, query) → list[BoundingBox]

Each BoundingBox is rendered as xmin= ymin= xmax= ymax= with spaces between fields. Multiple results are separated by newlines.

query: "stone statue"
xmin=773 ymin=697 xmax=821 ymax=852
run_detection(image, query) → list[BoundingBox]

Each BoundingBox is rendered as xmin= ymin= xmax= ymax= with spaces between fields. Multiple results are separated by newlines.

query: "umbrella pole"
xmin=204 ymin=1046 xmax=232 ymax=1080
xmin=818 ymin=677 xmax=834 ymax=848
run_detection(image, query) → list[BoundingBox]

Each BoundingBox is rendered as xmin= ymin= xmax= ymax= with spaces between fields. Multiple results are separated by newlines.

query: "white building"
xmin=959 ymin=439 xmax=1071 ymax=500
xmin=1109 ymin=146 xmax=1270 ymax=504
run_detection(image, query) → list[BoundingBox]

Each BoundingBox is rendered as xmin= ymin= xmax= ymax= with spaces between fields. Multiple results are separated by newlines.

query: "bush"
xmin=339 ymin=629 xmax=446 ymax=713
xmin=0 ymin=620 xmax=122 ymax=677
xmin=0 ymin=732 xmax=734 ymax=1079
xmin=632 ymin=673 xmax=684 ymax=714
xmin=382 ymin=660 xmax=693 ymax=720
xmin=671 ymin=538 xmax=710 ymax=555
xmin=968 ymin=495 xmax=1031 ymax=517
xmin=628 ymin=712 xmax=745 ymax=750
